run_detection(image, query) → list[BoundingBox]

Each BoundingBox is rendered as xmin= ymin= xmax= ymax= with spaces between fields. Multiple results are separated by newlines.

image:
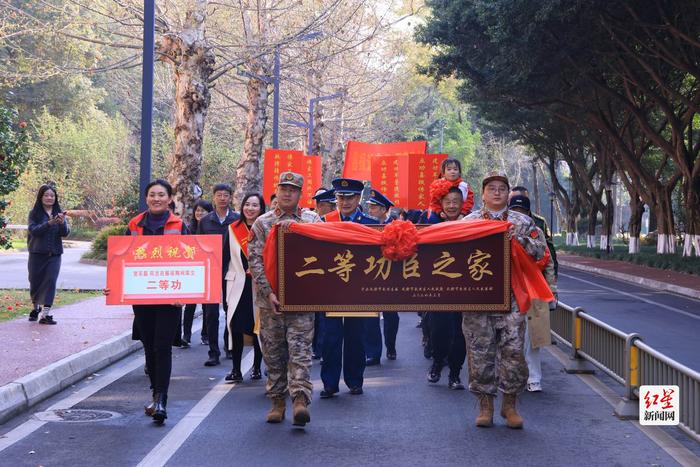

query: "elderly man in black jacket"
xmin=197 ymin=183 xmax=240 ymax=366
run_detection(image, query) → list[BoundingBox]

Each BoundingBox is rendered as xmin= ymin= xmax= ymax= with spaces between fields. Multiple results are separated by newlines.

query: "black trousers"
xmin=430 ymin=312 xmax=466 ymax=372
xmin=230 ymin=333 xmax=263 ymax=371
xmin=181 ymin=304 xmax=206 ymax=341
xmin=133 ymin=305 xmax=180 ymax=394
xmin=383 ymin=312 xmax=399 ymax=352
xmin=28 ymin=253 xmax=61 ymax=308
xmin=204 ymin=303 xmax=228 ymax=358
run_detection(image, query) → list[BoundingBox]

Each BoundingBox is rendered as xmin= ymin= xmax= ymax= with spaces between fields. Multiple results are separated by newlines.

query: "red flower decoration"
xmin=380 ymin=220 xmax=419 ymax=261
xmin=429 ymin=179 xmax=455 ymax=214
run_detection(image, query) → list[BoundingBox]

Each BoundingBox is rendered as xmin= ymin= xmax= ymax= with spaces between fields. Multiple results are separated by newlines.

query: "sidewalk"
xmin=558 ymin=253 xmax=700 ymax=299
xmin=0 ymin=296 xmax=139 ymax=422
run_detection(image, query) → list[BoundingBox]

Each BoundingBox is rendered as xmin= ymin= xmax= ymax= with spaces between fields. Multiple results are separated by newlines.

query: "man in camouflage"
xmin=248 ymin=172 xmax=322 ymax=427
xmin=462 ymin=173 xmax=546 ymax=429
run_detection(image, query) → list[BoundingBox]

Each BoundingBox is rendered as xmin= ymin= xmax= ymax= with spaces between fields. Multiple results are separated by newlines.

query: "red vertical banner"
xmin=263 ymin=149 xmax=304 ymax=203
xmin=406 ymin=154 xmax=448 ymax=209
xmin=370 ymin=155 xmax=410 ymax=207
xmin=300 ymin=155 xmax=322 ymax=208
xmin=343 ymin=140 xmax=428 ymax=181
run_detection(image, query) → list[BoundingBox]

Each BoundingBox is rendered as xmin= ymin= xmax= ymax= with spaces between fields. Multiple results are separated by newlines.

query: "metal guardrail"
xmin=551 ymin=301 xmax=700 ymax=443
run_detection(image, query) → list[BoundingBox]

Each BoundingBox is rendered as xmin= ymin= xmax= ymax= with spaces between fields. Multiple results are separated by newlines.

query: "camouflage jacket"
xmin=248 ymin=206 xmax=322 ymax=308
xmin=464 ymin=208 xmax=546 ymax=262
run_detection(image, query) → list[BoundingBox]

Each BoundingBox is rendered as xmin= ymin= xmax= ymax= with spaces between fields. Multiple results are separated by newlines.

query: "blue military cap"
xmin=313 ymin=188 xmax=336 ymax=204
xmin=331 ymin=178 xmax=364 ymax=196
xmin=366 ymin=189 xmax=394 ymax=209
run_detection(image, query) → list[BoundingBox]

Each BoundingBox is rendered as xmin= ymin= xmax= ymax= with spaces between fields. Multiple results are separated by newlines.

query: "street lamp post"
xmin=139 ymin=0 xmax=155 ymax=211
xmin=285 ymin=92 xmax=344 ymax=155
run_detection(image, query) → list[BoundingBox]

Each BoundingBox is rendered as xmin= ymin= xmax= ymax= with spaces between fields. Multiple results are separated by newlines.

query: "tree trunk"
xmin=161 ymin=1 xmax=214 ymax=224
xmin=682 ymin=175 xmax=700 ymax=256
xmin=628 ymin=193 xmax=644 ymax=254
xmin=531 ymin=162 xmax=540 ymax=215
xmin=322 ymin=97 xmax=346 ymax=187
xmin=586 ymin=206 xmax=598 ymax=248
xmin=311 ymin=103 xmax=323 ymax=157
xmin=654 ymin=188 xmax=676 ymax=254
xmin=234 ymin=72 xmax=270 ymax=207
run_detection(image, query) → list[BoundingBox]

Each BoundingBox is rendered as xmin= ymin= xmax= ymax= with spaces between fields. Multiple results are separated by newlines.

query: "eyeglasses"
xmin=485 ymin=187 xmax=508 ymax=194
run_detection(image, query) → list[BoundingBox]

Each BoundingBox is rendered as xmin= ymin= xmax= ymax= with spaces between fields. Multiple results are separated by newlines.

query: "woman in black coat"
xmin=105 ymin=179 xmax=188 ymax=425
xmin=27 ymin=184 xmax=70 ymax=324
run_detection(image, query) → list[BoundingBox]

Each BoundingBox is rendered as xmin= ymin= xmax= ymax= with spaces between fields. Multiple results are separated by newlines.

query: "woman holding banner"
xmin=105 ymin=179 xmax=189 ymax=425
xmin=222 ymin=193 xmax=265 ymax=383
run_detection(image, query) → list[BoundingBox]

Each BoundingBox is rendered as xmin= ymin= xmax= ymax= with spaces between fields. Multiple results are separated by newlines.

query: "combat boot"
xmin=266 ymin=398 xmax=286 ymax=423
xmin=475 ymin=394 xmax=494 ymax=427
xmin=500 ymin=393 xmax=524 ymax=429
xmin=292 ymin=397 xmax=310 ymax=427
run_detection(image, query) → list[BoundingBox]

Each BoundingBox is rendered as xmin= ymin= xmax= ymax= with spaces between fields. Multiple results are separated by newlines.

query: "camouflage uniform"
xmin=462 ymin=208 xmax=546 ymax=395
xmin=248 ymin=202 xmax=321 ymax=405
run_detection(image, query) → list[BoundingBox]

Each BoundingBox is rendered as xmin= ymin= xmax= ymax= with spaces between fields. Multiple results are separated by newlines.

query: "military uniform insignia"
xmin=285 ymin=173 xmax=294 ymax=181
xmin=341 ymin=180 xmax=349 ymax=187
xmin=530 ymin=230 xmax=538 ymax=239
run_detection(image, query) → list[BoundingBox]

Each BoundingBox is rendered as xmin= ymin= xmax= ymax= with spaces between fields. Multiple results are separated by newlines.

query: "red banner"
xmin=263 ymin=149 xmax=304 ymax=204
xmin=300 ymin=155 xmax=322 ymax=209
xmin=406 ymin=153 xmax=448 ymax=209
xmin=106 ymin=235 xmax=222 ymax=305
xmin=370 ymin=155 xmax=409 ymax=207
xmin=343 ymin=140 xmax=428 ymax=181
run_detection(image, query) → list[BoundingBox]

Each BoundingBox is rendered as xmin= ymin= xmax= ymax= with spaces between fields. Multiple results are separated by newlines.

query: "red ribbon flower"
xmin=380 ymin=220 xmax=419 ymax=261
xmin=429 ymin=178 xmax=455 ymax=214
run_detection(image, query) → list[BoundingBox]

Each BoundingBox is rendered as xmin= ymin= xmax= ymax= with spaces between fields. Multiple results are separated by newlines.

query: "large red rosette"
xmin=380 ymin=220 xmax=419 ymax=261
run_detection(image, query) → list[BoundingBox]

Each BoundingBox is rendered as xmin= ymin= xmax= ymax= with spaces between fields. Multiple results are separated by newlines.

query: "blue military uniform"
xmin=363 ymin=189 xmax=399 ymax=364
xmin=320 ymin=179 xmax=379 ymax=397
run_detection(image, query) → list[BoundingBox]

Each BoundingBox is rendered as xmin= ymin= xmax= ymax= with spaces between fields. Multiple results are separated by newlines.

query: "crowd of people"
xmin=33 ymin=157 xmax=557 ymax=429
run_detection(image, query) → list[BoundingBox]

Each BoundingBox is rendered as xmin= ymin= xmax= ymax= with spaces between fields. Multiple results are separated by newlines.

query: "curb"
xmin=559 ymin=259 xmax=700 ymax=300
xmin=0 ymin=329 xmax=142 ymax=424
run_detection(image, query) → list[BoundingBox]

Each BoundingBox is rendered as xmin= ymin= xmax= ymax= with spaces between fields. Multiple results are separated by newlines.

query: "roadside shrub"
xmin=83 ymin=224 xmax=126 ymax=261
xmin=559 ymin=245 xmax=700 ymax=276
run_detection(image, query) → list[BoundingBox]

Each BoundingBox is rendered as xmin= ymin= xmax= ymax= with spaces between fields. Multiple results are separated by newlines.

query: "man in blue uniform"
xmin=363 ymin=189 xmax=399 ymax=364
xmin=320 ymin=178 xmax=379 ymax=398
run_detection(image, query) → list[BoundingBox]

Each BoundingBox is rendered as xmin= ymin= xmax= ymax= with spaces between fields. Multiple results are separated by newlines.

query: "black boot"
xmin=152 ymin=393 xmax=167 ymax=424
xmin=144 ymin=390 xmax=157 ymax=416
xmin=250 ymin=366 xmax=262 ymax=380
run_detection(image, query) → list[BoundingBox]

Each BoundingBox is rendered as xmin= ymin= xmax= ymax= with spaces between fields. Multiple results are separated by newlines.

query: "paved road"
xmin=0 ymin=243 xmax=106 ymax=290
xmin=0 ymin=315 xmax=695 ymax=467
xmin=557 ymin=267 xmax=700 ymax=371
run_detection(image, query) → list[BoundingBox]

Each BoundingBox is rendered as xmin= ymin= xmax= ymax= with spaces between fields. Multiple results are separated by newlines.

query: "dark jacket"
xmin=196 ymin=209 xmax=239 ymax=236
xmin=532 ymin=212 xmax=558 ymax=275
xmin=28 ymin=211 xmax=70 ymax=255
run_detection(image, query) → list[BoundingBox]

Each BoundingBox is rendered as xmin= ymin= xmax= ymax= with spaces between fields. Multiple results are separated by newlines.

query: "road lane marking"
xmin=547 ymin=345 xmax=700 ymax=466
xmin=560 ymin=273 xmax=700 ymax=322
xmin=137 ymin=349 xmax=254 ymax=467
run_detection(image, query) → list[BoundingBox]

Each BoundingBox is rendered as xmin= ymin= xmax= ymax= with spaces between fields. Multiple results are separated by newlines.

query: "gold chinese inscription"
xmin=328 ymin=250 xmax=356 ymax=283
xmin=467 ymin=249 xmax=493 ymax=281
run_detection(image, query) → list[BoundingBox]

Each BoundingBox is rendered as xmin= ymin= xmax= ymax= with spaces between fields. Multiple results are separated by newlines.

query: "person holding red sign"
xmin=105 ymin=179 xmax=189 ymax=425
xmin=222 ymin=193 xmax=266 ymax=383
xmin=319 ymin=178 xmax=379 ymax=398
xmin=418 ymin=183 xmax=467 ymax=390
xmin=248 ymin=172 xmax=322 ymax=427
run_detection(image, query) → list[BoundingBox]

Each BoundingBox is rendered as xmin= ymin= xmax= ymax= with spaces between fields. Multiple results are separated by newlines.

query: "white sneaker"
xmin=527 ymin=382 xmax=542 ymax=392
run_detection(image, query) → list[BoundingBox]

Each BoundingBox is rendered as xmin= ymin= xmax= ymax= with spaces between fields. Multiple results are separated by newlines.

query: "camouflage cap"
xmin=278 ymin=171 xmax=304 ymax=189
xmin=482 ymin=171 xmax=510 ymax=191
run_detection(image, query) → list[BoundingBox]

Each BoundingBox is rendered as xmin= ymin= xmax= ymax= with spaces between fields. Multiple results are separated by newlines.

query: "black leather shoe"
xmin=39 ymin=316 xmax=57 ymax=325
xmin=427 ymin=364 xmax=441 ymax=383
xmin=250 ymin=367 xmax=262 ymax=380
xmin=225 ymin=350 xmax=233 ymax=360
xmin=28 ymin=309 xmax=39 ymax=322
xmin=201 ymin=337 xmax=209 ymax=345
xmin=179 ymin=340 xmax=190 ymax=348
xmin=365 ymin=357 xmax=380 ymax=366
xmin=386 ymin=349 xmax=397 ymax=360
xmin=152 ymin=393 xmax=167 ymax=425
xmin=448 ymin=374 xmax=465 ymax=390
xmin=320 ymin=388 xmax=338 ymax=399
xmin=225 ymin=369 xmax=243 ymax=383
xmin=349 ymin=387 xmax=364 ymax=395
xmin=204 ymin=357 xmax=220 ymax=367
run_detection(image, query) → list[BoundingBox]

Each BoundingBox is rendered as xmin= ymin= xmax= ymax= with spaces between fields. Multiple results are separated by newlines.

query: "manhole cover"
xmin=34 ymin=409 xmax=121 ymax=423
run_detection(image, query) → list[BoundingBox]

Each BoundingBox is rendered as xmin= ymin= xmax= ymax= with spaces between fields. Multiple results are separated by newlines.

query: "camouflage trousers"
xmin=258 ymin=307 xmax=314 ymax=403
xmin=462 ymin=311 xmax=527 ymax=396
